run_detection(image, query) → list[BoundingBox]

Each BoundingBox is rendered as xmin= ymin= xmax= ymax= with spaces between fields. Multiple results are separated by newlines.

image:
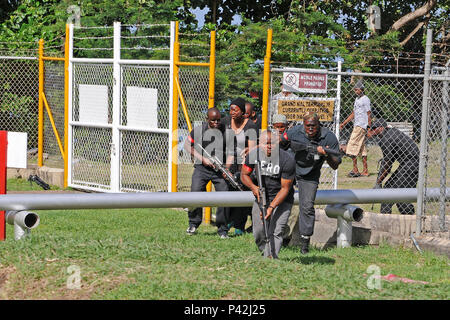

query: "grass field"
xmin=1 ymin=179 xmax=449 ymax=300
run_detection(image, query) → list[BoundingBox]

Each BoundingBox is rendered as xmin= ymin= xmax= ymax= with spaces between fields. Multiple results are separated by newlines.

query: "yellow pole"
xmin=171 ymin=21 xmax=180 ymax=192
xmin=177 ymin=61 xmax=209 ymax=67
xmin=204 ymin=30 xmax=216 ymax=225
xmin=208 ymin=30 xmax=216 ymax=109
xmin=261 ymin=28 xmax=273 ymax=130
xmin=42 ymin=56 xmax=65 ymax=62
xmin=64 ymin=24 xmax=69 ymax=188
xmin=175 ymin=77 xmax=193 ymax=132
xmin=42 ymin=92 xmax=65 ymax=161
xmin=38 ymin=39 xmax=44 ymax=167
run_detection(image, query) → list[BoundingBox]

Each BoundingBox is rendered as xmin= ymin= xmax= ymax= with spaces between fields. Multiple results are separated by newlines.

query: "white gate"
xmin=68 ymin=22 xmax=175 ymax=192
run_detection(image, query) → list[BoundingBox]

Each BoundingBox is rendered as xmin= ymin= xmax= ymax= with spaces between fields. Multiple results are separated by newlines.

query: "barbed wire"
xmin=73 ymin=36 xmax=114 ymax=40
xmin=179 ymin=54 xmax=209 ymax=60
xmin=73 ymin=47 xmax=114 ymax=51
xmin=179 ymin=32 xmax=210 ymax=37
xmin=122 ymin=23 xmax=170 ymax=28
xmin=121 ymin=35 xmax=170 ymax=39
xmin=179 ymin=42 xmax=209 ymax=48
xmin=74 ymin=25 xmax=113 ymax=29
xmin=121 ymin=47 xmax=170 ymax=51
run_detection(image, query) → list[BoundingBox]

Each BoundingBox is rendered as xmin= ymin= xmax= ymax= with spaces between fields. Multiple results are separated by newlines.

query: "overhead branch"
xmin=390 ymin=0 xmax=437 ymax=31
xmin=399 ymin=14 xmax=431 ymax=47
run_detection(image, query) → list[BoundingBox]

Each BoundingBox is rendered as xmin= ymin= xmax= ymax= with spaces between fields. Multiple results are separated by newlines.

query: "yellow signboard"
xmin=277 ymin=99 xmax=335 ymax=122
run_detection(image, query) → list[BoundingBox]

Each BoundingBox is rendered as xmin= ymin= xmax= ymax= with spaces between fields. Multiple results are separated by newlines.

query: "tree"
xmin=0 ymin=0 xmax=20 ymax=24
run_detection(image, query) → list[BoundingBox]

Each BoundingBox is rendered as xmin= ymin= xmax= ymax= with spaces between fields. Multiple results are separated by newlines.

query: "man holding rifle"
xmin=184 ymin=107 xmax=230 ymax=238
xmin=241 ymin=130 xmax=296 ymax=259
xmin=281 ymin=112 xmax=342 ymax=254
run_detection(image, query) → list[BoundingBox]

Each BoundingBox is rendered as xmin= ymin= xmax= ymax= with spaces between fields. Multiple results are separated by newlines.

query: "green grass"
xmin=6 ymin=178 xmax=62 ymax=192
xmin=1 ymin=204 xmax=448 ymax=300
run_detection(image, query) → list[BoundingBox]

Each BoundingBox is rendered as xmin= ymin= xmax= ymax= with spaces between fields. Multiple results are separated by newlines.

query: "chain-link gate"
xmin=68 ymin=22 xmax=212 ymax=193
xmin=269 ymin=66 xmax=342 ymax=191
xmin=68 ymin=22 xmax=173 ymax=193
xmin=421 ymin=65 xmax=449 ymax=236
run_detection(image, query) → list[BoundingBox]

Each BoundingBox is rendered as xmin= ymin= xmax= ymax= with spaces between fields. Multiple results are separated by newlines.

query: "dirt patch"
xmin=0 ymin=265 xmax=17 ymax=299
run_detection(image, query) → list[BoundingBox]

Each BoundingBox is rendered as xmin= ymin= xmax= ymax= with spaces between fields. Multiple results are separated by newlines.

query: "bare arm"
xmin=241 ymin=165 xmax=259 ymax=201
xmin=184 ymin=138 xmax=214 ymax=168
xmin=340 ymin=111 xmax=354 ymax=129
xmin=265 ymin=178 xmax=293 ymax=219
xmin=317 ymin=145 xmax=341 ymax=170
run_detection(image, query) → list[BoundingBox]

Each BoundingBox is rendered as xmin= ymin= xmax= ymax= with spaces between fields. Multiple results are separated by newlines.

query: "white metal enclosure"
xmin=68 ymin=22 xmax=175 ymax=193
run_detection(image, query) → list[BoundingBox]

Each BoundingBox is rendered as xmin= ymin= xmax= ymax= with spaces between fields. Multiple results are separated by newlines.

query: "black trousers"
xmin=188 ymin=166 xmax=229 ymax=235
xmin=296 ymin=178 xmax=319 ymax=237
xmin=228 ymin=164 xmax=251 ymax=231
xmin=380 ymin=164 xmax=418 ymax=215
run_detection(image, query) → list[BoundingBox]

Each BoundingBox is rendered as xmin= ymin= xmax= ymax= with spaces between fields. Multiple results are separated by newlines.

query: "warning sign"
xmin=283 ymin=71 xmax=328 ymax=94
xmin=277 ymin=99 xmax=335 ymax=122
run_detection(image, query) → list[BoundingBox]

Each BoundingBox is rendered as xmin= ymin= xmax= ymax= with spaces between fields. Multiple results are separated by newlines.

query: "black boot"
xmin=299 ymin=235 xmax=310 ymax=254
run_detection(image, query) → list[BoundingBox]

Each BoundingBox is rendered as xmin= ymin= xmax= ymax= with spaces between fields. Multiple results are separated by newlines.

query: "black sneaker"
xmin=299 ymin=235 xmax=310 ymax=254
xmin=186 ymin=225 xmax=197 ymax=235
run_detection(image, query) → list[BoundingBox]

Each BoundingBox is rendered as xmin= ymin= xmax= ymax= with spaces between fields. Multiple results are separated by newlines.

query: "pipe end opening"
xmin=352 ymin=208 xmax=364 ymax=222
xmin=24 ymin=213 xmax=40 ymax=229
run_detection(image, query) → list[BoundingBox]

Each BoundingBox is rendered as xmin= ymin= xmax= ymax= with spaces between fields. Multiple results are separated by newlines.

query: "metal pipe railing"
xmin=0 ymin=188 xmax=448 ymax=211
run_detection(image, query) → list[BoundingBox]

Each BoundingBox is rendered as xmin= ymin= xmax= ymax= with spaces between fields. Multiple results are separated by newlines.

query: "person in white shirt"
xmin=340 ymin=81 xmax=372 ymax=177
xmin=269 ymin=82 xmax=299 ymax=125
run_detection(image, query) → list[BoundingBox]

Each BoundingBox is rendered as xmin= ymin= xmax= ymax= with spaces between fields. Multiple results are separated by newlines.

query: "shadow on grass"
xmin=281 ymin=254 xmax=336 ymax=265
xmin=281 ymin=247 xmax=336 ymax=265
xmin=296 ymin=255 xmax=336 ymax=265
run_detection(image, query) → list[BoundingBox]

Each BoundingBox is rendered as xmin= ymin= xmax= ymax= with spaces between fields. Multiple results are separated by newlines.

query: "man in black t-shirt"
xmin=367 ymin=118 xmax=419 ymax=214
xmin=241 ymin=130 xmax=296 ymax=259
xmin=184 ymin=107 xmax=229 ymax=238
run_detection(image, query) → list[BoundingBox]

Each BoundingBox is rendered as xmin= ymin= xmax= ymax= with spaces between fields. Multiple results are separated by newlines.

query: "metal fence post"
xmin=439 ymin=60 xmax=449 ymax=231
xmin=111 ymin=21 xmax=121 ymax=193
xmin=334 ymin=60 xmax=342 ymax=190
xmin=416 ymin=28 xmax=433 ymax=235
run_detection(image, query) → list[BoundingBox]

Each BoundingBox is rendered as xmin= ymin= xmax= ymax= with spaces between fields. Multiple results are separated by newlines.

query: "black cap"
xmin=370 ymin=118 xmax=387 ymax=129
xmin=230 ymin=97 xmax=246 ymax=113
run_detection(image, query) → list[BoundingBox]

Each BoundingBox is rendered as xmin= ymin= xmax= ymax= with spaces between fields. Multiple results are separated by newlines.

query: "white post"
xmin=111 ymin=21 xmax=121 ymax=192
xmin=67 ymin=23 xmax=74 ymax=187
xmin=333 ymin=60 xmax=342 ymax=190
xmin=416 ymin=28 xmax=433 ymax=235
xmin=337 ymin=216 xmax=352 ymax=248
xmin=168 ymin=21 xmax=175 ymax=192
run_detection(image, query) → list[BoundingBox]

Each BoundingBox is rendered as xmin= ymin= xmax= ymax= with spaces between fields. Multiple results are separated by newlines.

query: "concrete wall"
xmin=289 ymin=209 xmax=450 ymax=258
xmin=7 ymin=164 xmax=64 ymax=189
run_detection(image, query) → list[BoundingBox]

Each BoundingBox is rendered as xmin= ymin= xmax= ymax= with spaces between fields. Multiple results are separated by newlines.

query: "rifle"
xmin=255 ymin=159 xmax=273 ymax=258
xmin=195 ymin=143 xmax=244 ymax=191
xmin=28 ymin=174 xmax=51 ymax=190
xmin=290 ymin=140 xmax=342 ymax=160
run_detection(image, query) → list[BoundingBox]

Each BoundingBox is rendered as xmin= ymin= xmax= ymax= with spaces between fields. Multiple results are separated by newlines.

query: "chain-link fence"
xmin=43 ymin=57 xmax=65 ymax=168
xmin=177 ymin=65 xmax=211 ymax=192
xmin=269 ymin=61 xmax=448 ymax=235
xmin=0 ymin=55 xmax=39 ymax=154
